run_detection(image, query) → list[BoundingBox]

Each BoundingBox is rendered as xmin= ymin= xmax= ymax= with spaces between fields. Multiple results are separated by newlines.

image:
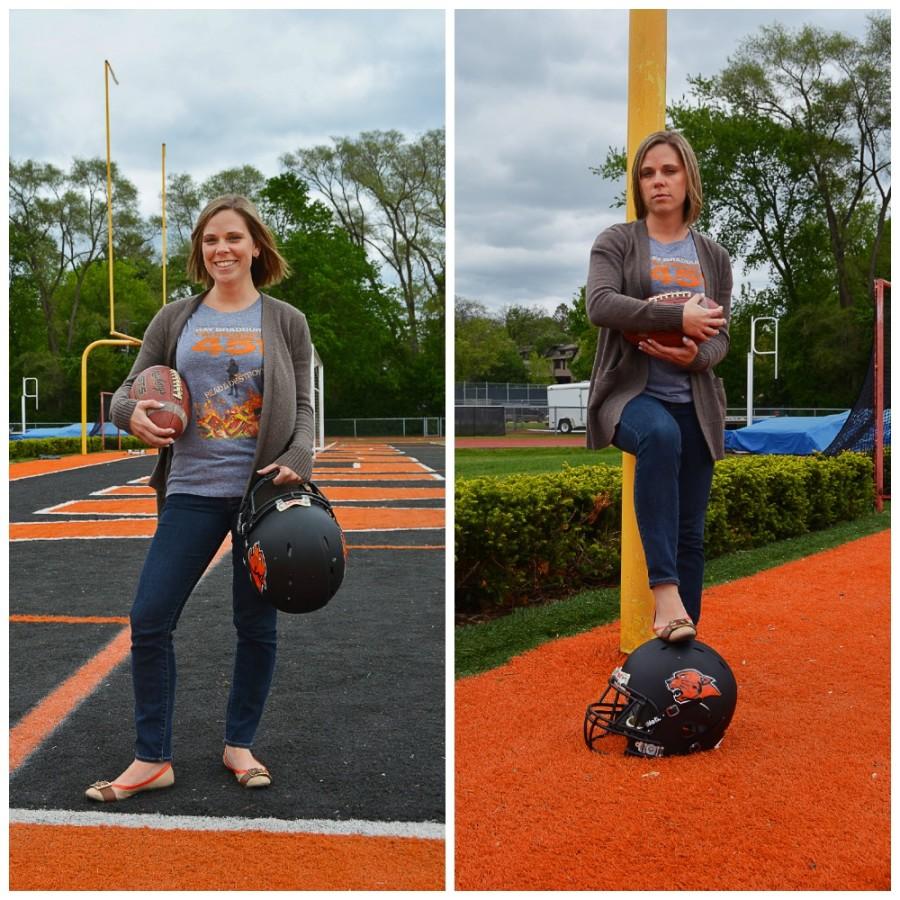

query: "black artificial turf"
xmin=9 ymin=622 xmax=124 ymax=722
xmin=9 ymin=456 xmax=157 ymax=522
xmin=391 ymin=443 xmax=446 ymax=476
xmin=10 ymin=448 xmax=445 ymax=825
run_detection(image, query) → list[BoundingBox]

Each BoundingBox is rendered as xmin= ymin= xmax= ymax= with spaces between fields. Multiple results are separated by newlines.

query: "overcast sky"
xmin=455 ymin=8 xmax=886 ymax=315
xmin=9 ymin=9 xmax=445 ymax=221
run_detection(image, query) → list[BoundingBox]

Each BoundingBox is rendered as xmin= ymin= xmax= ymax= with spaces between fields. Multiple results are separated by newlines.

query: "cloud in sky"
xmin=8 ymin=8 xmax=884 ymax=315
xmin=10 ymin=9 xmax=445 ymax=219
xmin=455 ymin=8 xmax=881 ymax=314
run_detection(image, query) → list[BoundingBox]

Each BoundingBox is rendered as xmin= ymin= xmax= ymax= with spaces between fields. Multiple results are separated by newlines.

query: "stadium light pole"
xmin=619 ymin=10 xmax=667 ymax=653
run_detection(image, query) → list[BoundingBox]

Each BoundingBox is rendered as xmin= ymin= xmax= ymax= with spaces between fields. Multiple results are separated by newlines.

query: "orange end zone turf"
xmin=47 ymin=498 xmax=158 ymax=516
xmin=455 ymin=531 xmax=890 ymax=891
xmin=11 ymin=508 xmax=443 ymax=541
xmin=10 ymin=615 xmax=129 ymax=625
xmin=10 ymin=451 xmax=157 ymax=480
xmin=95 ymin=485 xmax=156 ymax=496
xmin=312 ymin=473 xmax=438 ymax=482
xmin=9 ymin=825 xmax=444 ymax=891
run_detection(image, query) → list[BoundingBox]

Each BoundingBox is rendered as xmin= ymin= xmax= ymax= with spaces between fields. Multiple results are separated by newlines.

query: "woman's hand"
xmin=639 ymin=336 xmax=699 ymax=368
xmin=681 ymin=293 xmax=725 ymax=342
xmin=129 ymin=400 xmax=176 ymax=447
xmin=257 ymin=463 xmax=304 ymax=485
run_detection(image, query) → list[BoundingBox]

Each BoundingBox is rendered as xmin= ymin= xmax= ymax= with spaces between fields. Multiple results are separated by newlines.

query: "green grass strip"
xmin=456 ymin=446 xmax=621 ymax=478
xmin=455 ymin=504 xmax=890 ymax=679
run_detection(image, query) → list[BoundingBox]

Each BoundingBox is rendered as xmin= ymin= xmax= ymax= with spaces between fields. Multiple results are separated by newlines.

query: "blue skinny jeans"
xmin=612 ymin=394 xmax=714 ymax=624
xmin=129 ymin=493 xmax=277 ymax=762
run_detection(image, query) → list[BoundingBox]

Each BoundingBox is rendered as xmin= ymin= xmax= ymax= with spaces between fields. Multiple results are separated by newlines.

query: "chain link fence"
xmin=455 ymin=382 xmax=550 ymax=406
xmin=324 ymin=417 xmax=444 ymax=438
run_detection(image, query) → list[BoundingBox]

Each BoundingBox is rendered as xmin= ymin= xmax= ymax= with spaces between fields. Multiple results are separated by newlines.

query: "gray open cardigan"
xmin=110 ymin=291 xmax=315 ymax=512
xmin=585 ymin=218 xmax=733 ymax=460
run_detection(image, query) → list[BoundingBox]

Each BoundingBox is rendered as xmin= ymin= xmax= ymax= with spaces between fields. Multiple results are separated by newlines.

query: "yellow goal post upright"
xmin=618 ymin=10 xmax=668 ymax=653
xmin=81 ymin=61 xmax=163 ymax=454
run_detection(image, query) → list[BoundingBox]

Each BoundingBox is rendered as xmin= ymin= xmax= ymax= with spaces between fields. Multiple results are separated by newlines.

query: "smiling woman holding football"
xmin=585 ymin=130 xmax=732 ymax=643
xmin=86 ymin=195 xmax=314 ymax=801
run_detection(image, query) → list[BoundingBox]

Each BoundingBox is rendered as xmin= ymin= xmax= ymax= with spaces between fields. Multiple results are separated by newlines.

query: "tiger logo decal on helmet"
xmin=247 ymin=541 xmax=268 ymax=594
xmin=665 ymin=668 xmax=722 ymax=704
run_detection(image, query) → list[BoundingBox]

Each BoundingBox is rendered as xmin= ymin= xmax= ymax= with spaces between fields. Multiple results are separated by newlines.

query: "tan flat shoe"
xmin=85 ymin=762 xmax=174 ymax=802
xmin=653 ymin=617 xmax=697 ymax=643
xmin=223 ymin=751 xmax=272 ymax=789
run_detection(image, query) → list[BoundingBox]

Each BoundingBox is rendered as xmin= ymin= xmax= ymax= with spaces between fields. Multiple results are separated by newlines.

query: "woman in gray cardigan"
xmin=86 ymin=195 xmax=314 ymax=801
xmin=586 ymin=131 xmax=732 ymax=643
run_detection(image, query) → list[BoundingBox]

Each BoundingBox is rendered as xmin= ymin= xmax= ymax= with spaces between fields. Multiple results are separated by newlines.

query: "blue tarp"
xmin=9 ymin=422 xmax=122 ymax=440
xmin=724 ymin=413 xmax=851 ymax=455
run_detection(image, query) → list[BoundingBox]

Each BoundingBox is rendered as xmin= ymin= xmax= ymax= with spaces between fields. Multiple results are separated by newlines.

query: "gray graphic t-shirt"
xmin=644 ymin=234 xmax=705 ymax=404
xmin=167 ymin=298 xmax=264 ymax=497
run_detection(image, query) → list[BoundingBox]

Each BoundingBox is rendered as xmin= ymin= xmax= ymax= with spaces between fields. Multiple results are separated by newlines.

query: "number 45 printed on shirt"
xmin=192 ymin=333 xmax=263 ymax=356
xmin=650 ymin=263 xmax=702 ymax=290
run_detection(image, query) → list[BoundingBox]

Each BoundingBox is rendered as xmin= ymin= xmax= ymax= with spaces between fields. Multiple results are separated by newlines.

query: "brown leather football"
xmin=623 ymin=291 xmax=717 ymax=348
xmin=129 ymin=365 xmax=191 ymax=438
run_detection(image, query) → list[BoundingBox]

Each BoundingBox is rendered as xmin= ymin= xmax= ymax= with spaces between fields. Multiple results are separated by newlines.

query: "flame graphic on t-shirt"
xmin=196 ymin=388 xmax=263 ymax=440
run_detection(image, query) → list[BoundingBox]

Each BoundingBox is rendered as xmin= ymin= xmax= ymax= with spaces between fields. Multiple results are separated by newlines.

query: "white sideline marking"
xmin=32 ymin=504 xmax=155 ymax=517
xmin=387 ymin=448 xmax=445 ymax=482
xmin=91 ymin=486 xmax=152 ymax=496
xmin=31 ymin=502 xmax=71 ymax=515
xmin=10 ymin=525 xmax=444 ymax=541
xmin=9 ymin=808 xmax=445 ymax=840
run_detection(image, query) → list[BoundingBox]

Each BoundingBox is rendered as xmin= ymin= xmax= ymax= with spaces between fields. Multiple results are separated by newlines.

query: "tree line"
xmin=459 ymin=16 xmax=890 ymax=412
xmin=10 ymin=129 xmax=445 ymax=423
xmin=455 ymin=291 xmax=595 ymax=385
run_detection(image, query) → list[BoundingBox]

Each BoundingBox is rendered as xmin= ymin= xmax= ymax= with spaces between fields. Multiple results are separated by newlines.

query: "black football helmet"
xmin=584 ymin=638 xmax=737 ymax=758
xmin=237 ymin=474 xmax=346 ymax=614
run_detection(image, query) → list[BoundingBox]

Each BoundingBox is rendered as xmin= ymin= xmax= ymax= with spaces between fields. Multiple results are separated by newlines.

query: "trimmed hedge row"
xmin=456 ymin=465 xmax=622 ymax=615
xmin=9 ymin=436 xmax=147 ymax=459
xmin=455 ymin=452 xmax=875 ymax=614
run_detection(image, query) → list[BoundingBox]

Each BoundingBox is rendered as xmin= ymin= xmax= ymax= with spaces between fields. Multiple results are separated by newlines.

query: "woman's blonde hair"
xmin=187 ymin=194 xmax=290 ymax=288
xmin=631 ymin=130 xmax=703 ymax=226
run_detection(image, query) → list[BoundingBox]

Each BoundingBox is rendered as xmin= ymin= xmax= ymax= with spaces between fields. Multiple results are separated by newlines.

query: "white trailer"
xmin=547 ymin=381 xmax=590 ymax=434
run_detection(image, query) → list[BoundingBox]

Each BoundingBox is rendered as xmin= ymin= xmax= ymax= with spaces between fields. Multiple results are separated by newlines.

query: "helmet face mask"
xmin=238 ymin=475 xmax=346 ymax=614
xmin=584 ymin=639 xmax=737 ymax=759
xmin=584 ymin=667 xmax=664 ymax=753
